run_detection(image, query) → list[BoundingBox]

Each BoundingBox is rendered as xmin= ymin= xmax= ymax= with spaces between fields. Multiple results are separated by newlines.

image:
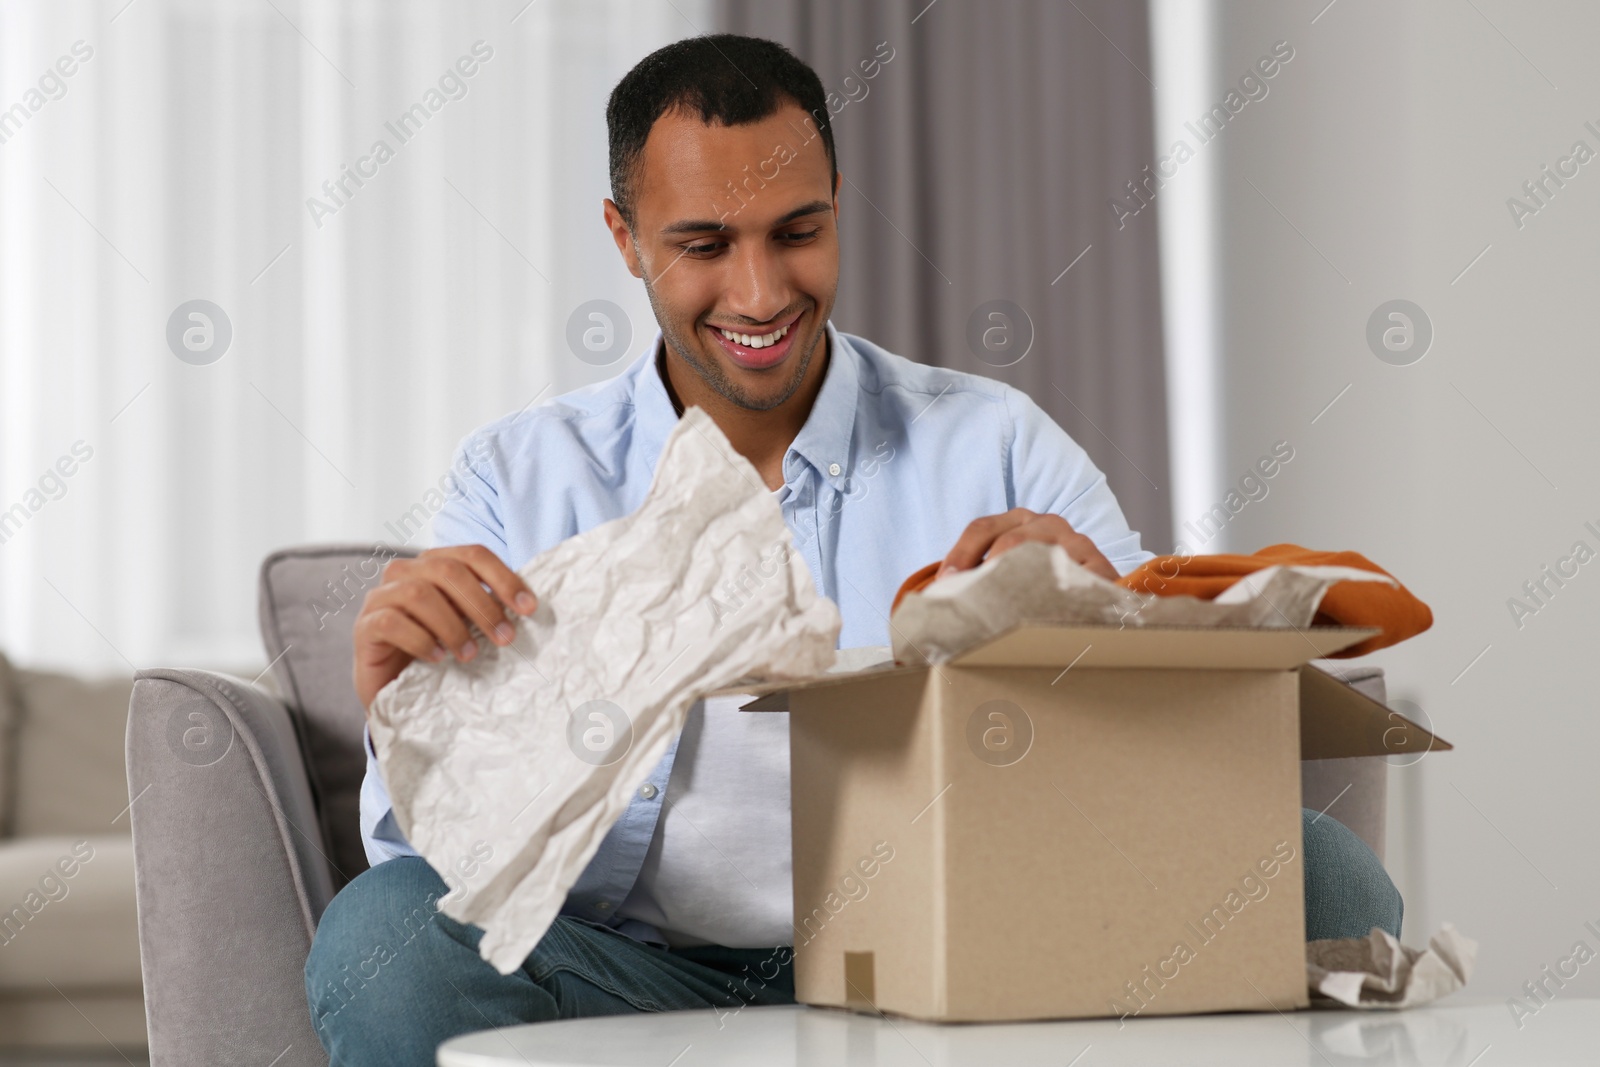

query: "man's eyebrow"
xmin=659 ymin=199 xmax=833 ymax=236
xmin=773 ymin=199 xmax=834 ymax=225
xmin=661 ymin=217 xmax=728 ymax=235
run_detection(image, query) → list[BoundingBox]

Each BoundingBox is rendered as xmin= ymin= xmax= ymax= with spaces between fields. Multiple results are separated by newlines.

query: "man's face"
xmin=605 ymin=103 xmax=839 ymax=411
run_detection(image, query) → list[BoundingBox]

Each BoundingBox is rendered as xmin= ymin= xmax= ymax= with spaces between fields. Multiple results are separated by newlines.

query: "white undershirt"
xmin=614 ymin=645 xmax=896 ymax=948
xmin=615 ymin=692 xmax=794 ymax=948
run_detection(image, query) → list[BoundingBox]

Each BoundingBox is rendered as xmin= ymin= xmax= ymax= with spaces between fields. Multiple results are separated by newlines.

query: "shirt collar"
xmin=785 ymin=321 xmax=860 ymax=489
xmin=628 ymin=320 xmax=861 ymax=489
xmin=629 ymin=335 xmax=681 ymax=475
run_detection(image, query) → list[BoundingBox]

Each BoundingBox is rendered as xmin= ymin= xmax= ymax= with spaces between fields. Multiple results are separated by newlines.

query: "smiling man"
xmin=304 ymin=35 xmax=1402 ymax=1066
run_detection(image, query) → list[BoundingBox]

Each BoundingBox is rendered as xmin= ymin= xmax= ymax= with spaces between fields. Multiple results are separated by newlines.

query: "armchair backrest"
xmin=257 ymin=543 xmax=418 ymax=889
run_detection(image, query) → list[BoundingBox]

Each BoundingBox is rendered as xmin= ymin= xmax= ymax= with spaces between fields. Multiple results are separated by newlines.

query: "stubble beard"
xmin=641 ymin=271 xmax=823 ymax=413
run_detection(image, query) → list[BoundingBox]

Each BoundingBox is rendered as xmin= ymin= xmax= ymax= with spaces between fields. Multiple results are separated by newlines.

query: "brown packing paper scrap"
xmin=369 ymin=406 xmax=841 ymax=974
xmin=1307 ymin=923 xmax=1477 ymax=1009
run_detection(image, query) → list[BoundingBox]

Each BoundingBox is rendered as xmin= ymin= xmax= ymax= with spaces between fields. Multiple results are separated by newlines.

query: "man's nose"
xmin=722 ymin=242 xmax=792 ymax=324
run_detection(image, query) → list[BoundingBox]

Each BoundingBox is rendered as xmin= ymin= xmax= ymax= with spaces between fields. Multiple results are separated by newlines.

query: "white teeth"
xmin=719 ymin=323 xmax=790 ymax=349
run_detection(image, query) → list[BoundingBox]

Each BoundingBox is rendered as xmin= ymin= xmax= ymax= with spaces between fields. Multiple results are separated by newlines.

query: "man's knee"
xmin=305 ymin=857 xmax=499 ymax=1059
xmin=1301 ymin=808 xmax=1403 ymax=941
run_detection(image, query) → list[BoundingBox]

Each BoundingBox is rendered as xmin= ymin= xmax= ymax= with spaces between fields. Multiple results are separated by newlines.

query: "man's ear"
xmin=833 ymin=171 xmax=842 ymax=219
xmin=602 ymin=198 xmax=644 ymax=279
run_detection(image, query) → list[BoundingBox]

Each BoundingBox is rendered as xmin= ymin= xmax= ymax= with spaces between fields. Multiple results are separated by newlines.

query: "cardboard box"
xmin=728 ymin=623 xmax=1449 ymax=1023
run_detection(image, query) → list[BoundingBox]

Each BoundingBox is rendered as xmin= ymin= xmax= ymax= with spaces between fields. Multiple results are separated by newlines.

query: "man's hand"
xmin=353 ymin=545 xmax=537 ymax=710
xmin=938 ymin=507 xmax=1118 ymax=583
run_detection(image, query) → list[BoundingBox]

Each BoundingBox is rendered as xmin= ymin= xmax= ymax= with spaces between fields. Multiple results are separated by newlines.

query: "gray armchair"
xmin=126 ymin=543 xmax=1392 ymax=1067
xmin=127 ymin=544 xmax=415 ymax=1067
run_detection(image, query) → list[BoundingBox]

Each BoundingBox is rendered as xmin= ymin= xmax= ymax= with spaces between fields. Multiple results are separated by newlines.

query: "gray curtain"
xmin=718 ymin=0 xmax=1172 ymax=550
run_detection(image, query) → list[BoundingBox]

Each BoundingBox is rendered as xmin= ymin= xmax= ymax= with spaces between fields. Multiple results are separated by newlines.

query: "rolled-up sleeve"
xmin=359 ymin=724 xmax=420 ymax=865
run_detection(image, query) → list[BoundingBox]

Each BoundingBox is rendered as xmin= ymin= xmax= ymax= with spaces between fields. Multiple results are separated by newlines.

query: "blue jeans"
xmin=306 ymin=809 xmax=1399 ymax=1066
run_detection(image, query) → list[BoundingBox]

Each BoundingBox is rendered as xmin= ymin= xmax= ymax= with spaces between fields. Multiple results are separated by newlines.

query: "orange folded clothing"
xmin=892 ymin=543 xmax=1432 ymax=658
xmin=1121 ymin=544 xmax=1432 ymax=657
xmin=891 ymin=561 xmax=944 ymax=616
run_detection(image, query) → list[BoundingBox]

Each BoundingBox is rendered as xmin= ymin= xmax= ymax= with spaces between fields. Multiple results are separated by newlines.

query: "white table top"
xmin=437 ymin=998 xmax=1598 ymax=1066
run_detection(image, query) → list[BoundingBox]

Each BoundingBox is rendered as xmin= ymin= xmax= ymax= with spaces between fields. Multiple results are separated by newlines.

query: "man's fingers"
xmin=369 ymin=580 xmax=477 ymax=659
xmin=1060 ymin=534 xmax=1099 ymax=566
xmin=938 ymin=510 xmax=1117 ymax=582
xmin=358 ymin=607 xmax=447 ymax=665
xmin=987 ymin=515 xmax=1077 ymax=561
xmin=452 ymin=544 xmax=537 ymax=616
xmin=353 ymin=543 xmax=532 ymax=710
xmin=367 ymin=546 xmax=529 ymax=657
xmin=426 ymin=558 xmax=519 ymax=646
xmin=940 ymin=509 xmax=1035 ymax=575
xmin=984 ymin=527 xmax=1037 ymax=560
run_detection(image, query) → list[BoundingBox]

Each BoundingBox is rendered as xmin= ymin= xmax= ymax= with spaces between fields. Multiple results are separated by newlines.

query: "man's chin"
xmin=709 ymin=370 xmax=802 ymax=412
xmin=675 ymin=322 xmax=822 ymax=412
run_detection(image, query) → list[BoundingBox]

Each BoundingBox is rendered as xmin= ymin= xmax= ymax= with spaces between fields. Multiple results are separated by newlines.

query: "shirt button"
xmin=638 ymin=783 xmax=659 ymax=800
xmin=828 ymin=462 xmax=842 ymax=476
xmin=595 ymin=901 xmax=612 ymax=911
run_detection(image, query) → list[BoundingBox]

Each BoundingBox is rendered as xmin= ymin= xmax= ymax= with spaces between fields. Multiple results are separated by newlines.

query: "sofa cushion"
xmin=0 ymin=836 xmax=141 ymax=991
xmin=0 ymin=992 xmax=147 ymax=1048
xmin=10 ymin=669 xmax=135 ymax=837
xmin=258 ymin=543 xmax=417 ymax=889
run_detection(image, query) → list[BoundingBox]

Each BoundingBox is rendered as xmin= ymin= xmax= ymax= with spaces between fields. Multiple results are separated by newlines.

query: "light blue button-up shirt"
xmin=359 ymin=322 xmax=1153 ymax=942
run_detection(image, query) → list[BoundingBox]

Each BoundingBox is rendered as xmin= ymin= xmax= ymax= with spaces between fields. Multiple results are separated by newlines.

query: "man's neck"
xmin=657 ymin=333 xmax=830 ymax=491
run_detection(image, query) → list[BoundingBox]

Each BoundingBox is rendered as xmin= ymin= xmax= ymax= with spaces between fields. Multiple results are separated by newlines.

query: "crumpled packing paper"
xmin=369 ymin=406 xmax=841 ymax=973
xmin=889 ymin=541 xmax=1395 ymax=664
xmin=1307 ymin=923 xmax=1477 ymax=1009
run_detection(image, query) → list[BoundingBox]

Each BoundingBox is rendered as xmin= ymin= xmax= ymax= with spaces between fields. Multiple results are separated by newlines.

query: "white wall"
xmin=1158 ymin=0 xmax=1600 ymax=1003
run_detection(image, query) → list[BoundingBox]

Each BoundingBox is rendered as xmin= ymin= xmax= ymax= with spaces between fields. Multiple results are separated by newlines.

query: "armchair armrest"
xmin=1302 ymin=664 xmax=1390 ymax=863
xmin=127 ymin=668 xmax=335 ymax=1067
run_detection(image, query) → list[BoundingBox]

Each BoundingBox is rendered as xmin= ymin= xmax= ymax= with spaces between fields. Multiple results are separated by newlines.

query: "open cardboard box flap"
xmin=717 ymin=621 xmax=1450 ymax=761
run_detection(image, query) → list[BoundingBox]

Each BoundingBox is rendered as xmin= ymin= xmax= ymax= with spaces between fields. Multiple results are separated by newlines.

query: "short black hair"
xmin=606 ymin=34 xmax=837 ymax=226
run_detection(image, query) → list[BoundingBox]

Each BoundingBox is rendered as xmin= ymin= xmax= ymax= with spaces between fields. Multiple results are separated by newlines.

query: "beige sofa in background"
xmin=0 ymin=652 xmax=145 ymax=1052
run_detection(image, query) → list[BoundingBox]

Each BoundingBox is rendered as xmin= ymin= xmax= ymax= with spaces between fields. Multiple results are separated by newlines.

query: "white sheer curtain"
xmin=0 ymin=0 xmax=708 ymax=671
